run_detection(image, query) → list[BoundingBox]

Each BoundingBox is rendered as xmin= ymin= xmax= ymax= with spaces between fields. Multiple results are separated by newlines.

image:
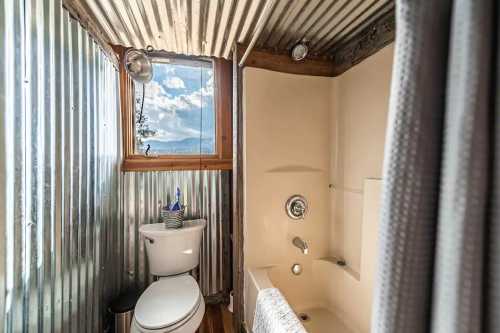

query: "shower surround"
xmin=243 ymin=45 xmax=393 ymax=332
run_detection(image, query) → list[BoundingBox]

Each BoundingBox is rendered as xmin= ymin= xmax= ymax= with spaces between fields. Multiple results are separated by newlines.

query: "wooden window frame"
xmin=115 ymin=46 xmax=232 ymax=171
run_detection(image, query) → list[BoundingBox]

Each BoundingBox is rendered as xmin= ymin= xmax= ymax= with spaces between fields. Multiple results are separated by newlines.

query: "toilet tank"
xmin=139 ymin=219 xmax=206 ymax=276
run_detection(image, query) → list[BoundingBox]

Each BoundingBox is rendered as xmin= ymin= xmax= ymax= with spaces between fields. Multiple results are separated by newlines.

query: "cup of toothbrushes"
xmin=160 ymin=205 xmax=185 ymax=229
xmin=161 ymin=187 xmax=185 ymax=229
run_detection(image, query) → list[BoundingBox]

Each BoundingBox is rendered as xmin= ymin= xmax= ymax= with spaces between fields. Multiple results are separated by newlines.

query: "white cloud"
xmin=139 ymin=70 xmax=215 ymax=142
xmin=201 ymin=71 xmax=214 ymax=96
xmin=164 ymin=66 xmax=176 ymax=74
xmin=145 ymin=81 xmax=190 ymax=112
xmin=183 ymin=91 xmax=203 ymax=108
xmin=144 ymin=79 xmax=213 ymax=114
xmin=163 ymin=76 xmax=185 ymax=89
xmin=141 ymin=81 xmax=203 ymax=141
xmin=151 ymin=126 xmax=200 ymax=142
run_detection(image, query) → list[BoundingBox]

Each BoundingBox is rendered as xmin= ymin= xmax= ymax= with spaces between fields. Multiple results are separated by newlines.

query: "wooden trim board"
xmin=237 ymin=46 xmax=336 ymax=77
xmin=232 ymin=44 xmax=245 ymax=333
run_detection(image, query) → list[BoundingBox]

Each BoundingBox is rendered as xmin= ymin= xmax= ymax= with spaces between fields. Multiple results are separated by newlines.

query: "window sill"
xmin=122 ymin=157 xmax=232 ymax=171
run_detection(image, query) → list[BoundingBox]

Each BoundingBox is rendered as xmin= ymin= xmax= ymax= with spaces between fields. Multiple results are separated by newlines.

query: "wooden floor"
xmin=198 ymin=304 xmax=234 ymax=333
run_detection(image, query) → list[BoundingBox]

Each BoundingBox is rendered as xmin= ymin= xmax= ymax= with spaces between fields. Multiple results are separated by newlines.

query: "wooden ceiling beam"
xmin=236 ymin=45 xmax=337 ymax=77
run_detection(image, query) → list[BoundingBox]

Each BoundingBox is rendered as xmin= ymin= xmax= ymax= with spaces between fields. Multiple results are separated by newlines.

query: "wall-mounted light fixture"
xmin=124 ymin=48 xmax=153 ymax=83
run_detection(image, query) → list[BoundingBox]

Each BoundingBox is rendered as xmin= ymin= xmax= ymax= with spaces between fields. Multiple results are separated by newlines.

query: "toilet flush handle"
xmin=144 ymin=236 xmax=155 ymax=244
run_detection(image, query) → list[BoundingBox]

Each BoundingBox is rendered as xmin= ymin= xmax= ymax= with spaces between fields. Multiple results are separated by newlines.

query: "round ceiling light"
xmin=291 ymin=43 xmax=308 ymax=61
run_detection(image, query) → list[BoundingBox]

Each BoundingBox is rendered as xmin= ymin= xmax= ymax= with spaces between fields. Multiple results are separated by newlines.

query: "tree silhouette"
xmin=135 ymin=92 xmax=157 ymax=152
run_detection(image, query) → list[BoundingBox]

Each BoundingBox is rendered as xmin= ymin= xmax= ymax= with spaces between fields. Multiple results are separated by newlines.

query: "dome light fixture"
xmin=290 ymin=42 xmax=309 ymax=62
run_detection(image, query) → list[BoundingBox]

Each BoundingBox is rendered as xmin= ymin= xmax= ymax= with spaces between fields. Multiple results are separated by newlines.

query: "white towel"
xmin=252 ymin=288 xmax=307 ymax=333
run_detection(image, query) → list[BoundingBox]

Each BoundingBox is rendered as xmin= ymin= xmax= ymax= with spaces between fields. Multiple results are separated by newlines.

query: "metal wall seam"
xmin=1 ymin=0 xmax=25 ymax=331
xmin=0 ymin=1 xmax=122 ymax=331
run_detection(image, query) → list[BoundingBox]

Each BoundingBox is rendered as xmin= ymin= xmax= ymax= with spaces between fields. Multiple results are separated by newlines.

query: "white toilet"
xmin=131 ymin=219 xmax=207 ymax=333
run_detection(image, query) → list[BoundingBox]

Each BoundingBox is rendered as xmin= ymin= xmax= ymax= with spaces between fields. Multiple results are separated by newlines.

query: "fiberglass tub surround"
xmin=243 ymin=45 xmax=393 ymax=332
xmin=246 ymin=179 xmax=381 ymax=333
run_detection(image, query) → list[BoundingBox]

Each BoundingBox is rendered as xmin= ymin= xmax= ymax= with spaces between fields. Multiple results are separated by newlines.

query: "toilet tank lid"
xmin=139 ymin=219 xmax=206 ymax=237
xmin=134 ymin=275 xmax=201 ymax=330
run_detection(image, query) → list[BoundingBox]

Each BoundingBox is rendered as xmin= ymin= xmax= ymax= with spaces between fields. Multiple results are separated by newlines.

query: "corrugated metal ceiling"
xmin=66 ymin=0 xmax=394 ymax=60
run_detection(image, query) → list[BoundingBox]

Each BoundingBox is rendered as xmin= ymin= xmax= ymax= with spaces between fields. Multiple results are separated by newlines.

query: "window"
xmin=135 ymin=59 xmax=215 ymax=155
xmin=118 ymin=48 xmax=232 ymax=171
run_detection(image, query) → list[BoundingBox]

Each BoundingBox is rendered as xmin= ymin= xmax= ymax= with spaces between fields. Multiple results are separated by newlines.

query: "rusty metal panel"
xmin=66 ymin=0 xmax=394 ymax=59
xmin=0 ymin=1 xmax=122 ymax=331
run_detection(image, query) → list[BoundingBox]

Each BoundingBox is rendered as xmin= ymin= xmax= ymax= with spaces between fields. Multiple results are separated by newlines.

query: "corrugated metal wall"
xmin=122 ymin=171 xmax=231 ymax=298
xmin=0 ymin=1 xmax=122 ymax=332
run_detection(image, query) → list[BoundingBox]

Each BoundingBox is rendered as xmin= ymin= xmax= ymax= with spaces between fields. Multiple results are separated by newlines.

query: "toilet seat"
xmin=133 ymin=275 xmax=204 ymax=332
xmin=131 ymin=299 xmax=204 ymax=333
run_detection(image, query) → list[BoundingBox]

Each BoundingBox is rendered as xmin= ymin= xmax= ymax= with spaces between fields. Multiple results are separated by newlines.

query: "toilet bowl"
xmin=131 ymin=275 xmax=205 ymax=333
xmin=132 ymin=220 xmax=207 ymax=333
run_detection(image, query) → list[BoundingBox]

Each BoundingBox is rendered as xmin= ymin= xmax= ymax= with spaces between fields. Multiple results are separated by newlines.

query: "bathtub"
xmin=246 ymin=264 xmax=358 ymax=333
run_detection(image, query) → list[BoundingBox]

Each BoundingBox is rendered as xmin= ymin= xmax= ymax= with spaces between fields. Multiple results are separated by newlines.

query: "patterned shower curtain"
xmin=372 ymin=1 xmax=499 ymax=332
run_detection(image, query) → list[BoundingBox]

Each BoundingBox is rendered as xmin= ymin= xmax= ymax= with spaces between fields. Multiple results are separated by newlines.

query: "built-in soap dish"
xmin=335 ymin=258 xmax=347 ymax=266
xmin=316 ymin=257 xmax=360 ymax=281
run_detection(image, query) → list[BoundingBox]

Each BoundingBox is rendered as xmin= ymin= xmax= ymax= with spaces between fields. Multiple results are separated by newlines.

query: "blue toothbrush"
xmin=171 ymin=187 xmax=181 ymax=211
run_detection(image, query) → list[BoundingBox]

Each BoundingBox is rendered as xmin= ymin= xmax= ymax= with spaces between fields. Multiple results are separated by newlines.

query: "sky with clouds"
xmin=135 ymin=61 xmax=215 ymax=149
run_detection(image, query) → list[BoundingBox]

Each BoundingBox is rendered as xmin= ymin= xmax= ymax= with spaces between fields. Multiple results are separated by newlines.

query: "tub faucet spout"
xmin=292 ymin=237 xmax=309 ymax=254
